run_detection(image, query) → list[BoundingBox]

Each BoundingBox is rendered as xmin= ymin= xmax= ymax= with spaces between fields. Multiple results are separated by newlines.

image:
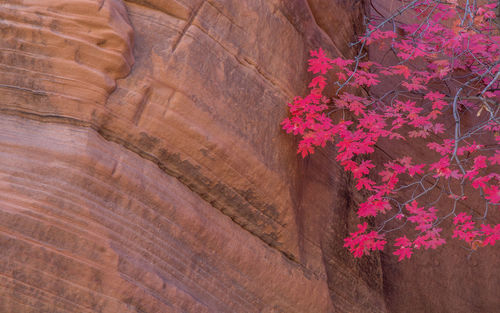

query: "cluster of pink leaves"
xmin=282 ymin=1 xmax=499 ymax=261
xmin=453 ymin=212 xmax=500 ymax=247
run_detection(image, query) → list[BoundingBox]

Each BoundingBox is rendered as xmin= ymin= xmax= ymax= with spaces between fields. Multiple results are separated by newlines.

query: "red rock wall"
xmin=0 ymin=0 xmax=387 ymax=312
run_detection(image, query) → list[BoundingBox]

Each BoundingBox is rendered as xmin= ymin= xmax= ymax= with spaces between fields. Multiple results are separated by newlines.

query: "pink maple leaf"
xmin=484 ymin=185 xmax=500 ymax=203
xmin=393 ymin=236 xmax=413 ymax=261
xmin=308 ymin=48 xmax=332 ymax=74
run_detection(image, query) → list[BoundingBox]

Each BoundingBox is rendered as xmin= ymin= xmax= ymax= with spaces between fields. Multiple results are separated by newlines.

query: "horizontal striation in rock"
xmin=0 ymin=0 xmax=389 ymax=312
xmin=0 ymin=114 xmax=331 ymax=312
xmin=0 ymin=0 xmax=134 ymax=108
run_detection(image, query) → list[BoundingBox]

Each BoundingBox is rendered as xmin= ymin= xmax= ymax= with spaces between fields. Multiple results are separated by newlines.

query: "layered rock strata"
xmin=0 ymin=0 xmax=386 ymax=312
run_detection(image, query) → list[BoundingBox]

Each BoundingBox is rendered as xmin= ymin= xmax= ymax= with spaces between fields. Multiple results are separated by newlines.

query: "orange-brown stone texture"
xmin=0 ymin=0 xmax=497 ymax=312
xmin=0 ymin=0 xmax=385 ymax=312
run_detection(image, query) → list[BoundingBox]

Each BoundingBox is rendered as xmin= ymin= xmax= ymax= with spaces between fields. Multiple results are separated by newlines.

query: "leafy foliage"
xmin=282 ymin=0 xmax=499 ymax=260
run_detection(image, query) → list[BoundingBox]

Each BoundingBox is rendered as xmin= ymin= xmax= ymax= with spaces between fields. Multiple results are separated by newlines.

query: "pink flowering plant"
xmin=282 ymin=0 xmax=499 ymax=261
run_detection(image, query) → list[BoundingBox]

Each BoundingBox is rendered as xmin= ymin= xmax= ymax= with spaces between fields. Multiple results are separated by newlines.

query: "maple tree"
xmin=282 ymin=0 xmax=499 ymax=261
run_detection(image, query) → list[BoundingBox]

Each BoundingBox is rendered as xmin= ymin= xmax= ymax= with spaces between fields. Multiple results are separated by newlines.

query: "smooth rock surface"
xmin=1 ymin=0 xmax=387 ymax=312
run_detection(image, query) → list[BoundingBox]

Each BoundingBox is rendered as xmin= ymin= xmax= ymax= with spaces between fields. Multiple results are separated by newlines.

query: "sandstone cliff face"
xmin=3 ymin=1 xmax=496 ymax=312
xmin=0 ymin=0 xmax=386 ymax=312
